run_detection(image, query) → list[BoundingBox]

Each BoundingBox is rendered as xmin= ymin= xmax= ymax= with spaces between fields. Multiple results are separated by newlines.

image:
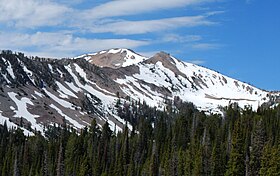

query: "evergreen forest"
xmin=1 ymin=101 xmax=280 ymax=176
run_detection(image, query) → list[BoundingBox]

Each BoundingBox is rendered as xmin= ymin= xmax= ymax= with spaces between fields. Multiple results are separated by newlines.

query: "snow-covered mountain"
xmin=0 ymin=49 xmax=279 ymax=135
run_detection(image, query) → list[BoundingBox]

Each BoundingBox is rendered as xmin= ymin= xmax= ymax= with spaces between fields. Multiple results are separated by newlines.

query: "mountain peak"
xmin=144 ymin=51 xmax=176 ymax=66
xmin=77 ymin=48 xmax=147 ymax=68
xmin=156 ymin=51 xmax=171 ymax=57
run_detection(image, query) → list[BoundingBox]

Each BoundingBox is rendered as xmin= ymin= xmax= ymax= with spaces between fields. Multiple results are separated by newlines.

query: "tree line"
xmin=0 ymin=101 xmax=280 ymax=176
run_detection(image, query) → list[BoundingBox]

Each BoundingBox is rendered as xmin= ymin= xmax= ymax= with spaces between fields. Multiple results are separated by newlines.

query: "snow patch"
xmin=2 ymin=58 xmax=16 ymax=79
xmin=48 ymin=64 xmax=53 ymax=73
xmin=108 ymin=48 xmax=122 ymax=54
xmin=0 ymin=110 xmax=33 ymax=136
xmin=8 ymin=92 xmax=43 ymax=132
xmin=34 ymin=91 xmax=43 ymax=98
xmin=43 ymin=88 xmax=75 ymax=110
xmin=65 ymin=82 xmax=81 ymax=93
xmin=99 ymin=50 xmax=106 ymax=54
xmin=50 ymin=104 xmax=85 ymax=129
xmin=121 ymin=49 xmax=147 ymax=67
xmin=56 ymin=81 xmax=78 ymax=98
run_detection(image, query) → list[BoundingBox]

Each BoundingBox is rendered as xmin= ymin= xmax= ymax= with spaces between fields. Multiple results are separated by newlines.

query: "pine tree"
xmin=13 ymin=151 xmax=20 ymax=176
xmin=193 ymin=146 xmax=203 ymax=176
xmin=150 ymin=152 xmax=158 ymax=176
xmin=225 ymin=119 xmax=245 ymax=176
xmin=22 ymin=141 xmax=31 ymax=176
xmin=65 ymin=133 xmax=77 ymax=175
xmin=56 ymin=141 xmax=65 ymax=176
xmin=211 ymin=133 xmax=225 ymax=176
xmin=249 ymin=119 xmax=265 ymax=176
xmin=123 ymin=125 xmax=130 ymax=175
xmin=260 ymin=144 xmax=280 ymax=176
xmin=98 ymin=121 xmax=112 ymax=174
xmin=42 ymin=150 xmax=49 ymax=176
xmin=177 ymin=149 xmax=185 ymax=176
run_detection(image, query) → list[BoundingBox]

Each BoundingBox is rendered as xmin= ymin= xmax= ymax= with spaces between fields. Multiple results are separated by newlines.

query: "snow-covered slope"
xmin=115 ymin=52 xmax=271 ymax=114
xmin=0 ymin=52 xmax=129 ymax=134
xmin=0 ymin=49 xmax=279 ymax=135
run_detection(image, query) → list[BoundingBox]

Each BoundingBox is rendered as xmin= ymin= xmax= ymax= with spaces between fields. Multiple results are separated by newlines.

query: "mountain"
xmin=75 ymin=48 xmax=147 ymax=68
xmin=0 ymin=49 xmax=279 ymax=135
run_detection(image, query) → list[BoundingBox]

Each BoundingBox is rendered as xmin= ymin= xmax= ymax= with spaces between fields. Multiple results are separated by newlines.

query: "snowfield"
xmin=114 ymin=51 xmax=269 ymax=114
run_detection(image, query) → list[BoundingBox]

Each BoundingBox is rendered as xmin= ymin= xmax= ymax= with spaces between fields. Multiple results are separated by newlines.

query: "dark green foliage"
xmin=0 ymin=103 xmax=280 ymax=175
xmin=226 ymin=118 xmax=245 ymax=176
xmin=249 ymin=118 xmax=266 ymax=176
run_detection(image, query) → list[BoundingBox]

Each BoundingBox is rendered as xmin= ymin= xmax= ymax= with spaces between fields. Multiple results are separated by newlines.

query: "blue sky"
xmin=0 ymin=0 xmax=279 ymax=90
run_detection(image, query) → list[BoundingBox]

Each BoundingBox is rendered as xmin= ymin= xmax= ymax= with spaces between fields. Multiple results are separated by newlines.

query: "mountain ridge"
xmin=76 ymin=48 xmax=272 ymax=93
xmin=0 ymin=49 xmax=279 ymax=135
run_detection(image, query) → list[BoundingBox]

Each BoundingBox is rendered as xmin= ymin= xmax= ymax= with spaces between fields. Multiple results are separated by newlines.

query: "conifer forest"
xmin=1 ymin=101 xmax=280 ymax=176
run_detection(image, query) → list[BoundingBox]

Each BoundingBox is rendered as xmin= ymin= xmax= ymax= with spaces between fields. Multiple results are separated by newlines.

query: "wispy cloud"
xmin=0 ymin=0 xmax=70 ymax=28
xmin=88 ymin=16 xmax=215 ymax=35
xmin=188 ymin=59 xmax=206 ymax=65
xmin=191 ymin=43 xmax=222 ymax=50
xmin=0 ymin=0 xmax=223 ymax=57
xmin=162 ymin=34 xmax=202 ymax=43
xmin=0 ymin=32 xmax=149 ymax=58
xmin=81 ymin=0 xmax=214 ymax=20
xmin=161 ymin=34 xmax=221 ymax=51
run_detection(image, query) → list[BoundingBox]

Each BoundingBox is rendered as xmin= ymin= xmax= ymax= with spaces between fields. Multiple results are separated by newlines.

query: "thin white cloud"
xmin=191 ymin=43 xmax=221 ymax=50
xmin=81 ymin=0 xmax=214 ymax=20
xmin=88 ymin=16 xmax=215 ymax=35
xmin=56 ymin=0 xmax=85 ymax=6
xmin=0 ymin=0 xmax=223 ymax=57
xmin=0 ymin=0 xmax=70 ymax=28
xmin=162 ymin=34 xmax=202 ymax=43
xmin=188 ymin=60 xmax=206 ymax=65
xmin=0 ymin=32 xmax=149 ymax=58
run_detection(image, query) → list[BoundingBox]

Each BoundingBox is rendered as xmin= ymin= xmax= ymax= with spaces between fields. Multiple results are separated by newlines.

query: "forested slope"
xmin=1 ymin=102 xmax=280 ymax=176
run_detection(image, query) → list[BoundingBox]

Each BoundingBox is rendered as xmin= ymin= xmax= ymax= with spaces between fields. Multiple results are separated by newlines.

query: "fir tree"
xmin=226 ymin=119 xmax=245 ymax=176
xmin=249 ymin=119 xmax=265 ymax=176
